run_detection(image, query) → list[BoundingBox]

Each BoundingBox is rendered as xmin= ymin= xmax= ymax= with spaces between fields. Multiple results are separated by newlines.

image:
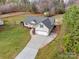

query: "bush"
xmin=63 ymin=5 xmax=79 ymax=54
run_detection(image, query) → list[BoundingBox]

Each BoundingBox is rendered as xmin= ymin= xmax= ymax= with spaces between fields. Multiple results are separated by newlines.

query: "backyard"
xmin=0 ymin=15 xmax=30 ymax=59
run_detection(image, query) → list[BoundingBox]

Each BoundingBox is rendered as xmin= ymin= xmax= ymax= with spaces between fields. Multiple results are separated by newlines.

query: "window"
xmin=40 ymin=24 xmax=43 ymax=28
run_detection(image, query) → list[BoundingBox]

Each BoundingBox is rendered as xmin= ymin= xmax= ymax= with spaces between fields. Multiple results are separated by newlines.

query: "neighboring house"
xmin=0 ymin=20 xmax=4 ymax=26
xmin=22 ymin=16 xmax=55 ymax=36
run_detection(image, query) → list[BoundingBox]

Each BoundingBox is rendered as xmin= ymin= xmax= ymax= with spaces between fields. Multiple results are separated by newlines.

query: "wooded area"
xmin=0 ymin=0 xmax=76 ymax=14
xmin=62 ymin=5 xmax=79 ymax=55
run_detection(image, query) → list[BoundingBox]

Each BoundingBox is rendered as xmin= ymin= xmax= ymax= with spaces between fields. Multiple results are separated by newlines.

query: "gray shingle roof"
xmin=23 ymin=16 xmax=46 ymax=24
xmin=42 ymin=17 xmax=55 ymax=29
xmin=23 ymin=16 xmax=55 ymax=29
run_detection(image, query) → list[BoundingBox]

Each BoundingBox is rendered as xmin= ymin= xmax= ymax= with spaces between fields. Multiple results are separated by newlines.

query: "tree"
xmin=34 ymin=0 xmax=65 ymax=15
xmin=0 ymin=0 xmax=5 ymax=4
xmin=63 ymin=5 xmax=79 ymax=54
xmin=52 ymin=0 xmax=65 ymax=14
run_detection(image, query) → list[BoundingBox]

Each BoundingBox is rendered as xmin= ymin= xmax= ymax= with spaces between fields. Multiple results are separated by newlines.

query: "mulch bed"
xmin=52 ymin=25 xmax=61 ymax=34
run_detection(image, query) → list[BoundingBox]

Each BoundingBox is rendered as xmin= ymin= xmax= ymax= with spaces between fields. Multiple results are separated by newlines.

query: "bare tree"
xmin=34 ymin=0 xmax=65 ymax=15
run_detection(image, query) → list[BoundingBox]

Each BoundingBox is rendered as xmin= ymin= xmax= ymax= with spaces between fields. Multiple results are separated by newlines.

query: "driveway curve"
xmin=15 ymin=29 xmax=57 ymax=59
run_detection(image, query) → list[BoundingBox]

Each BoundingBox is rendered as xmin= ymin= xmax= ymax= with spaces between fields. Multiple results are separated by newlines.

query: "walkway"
xmin=15 ymin=29 xmax=57 ymax=59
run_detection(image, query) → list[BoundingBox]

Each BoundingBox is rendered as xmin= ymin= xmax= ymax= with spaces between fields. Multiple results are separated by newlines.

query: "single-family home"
xmin=21 ymin=16 xmax=55 ymax=36
xmin=35 ymin=18 xmax=55 ymax=36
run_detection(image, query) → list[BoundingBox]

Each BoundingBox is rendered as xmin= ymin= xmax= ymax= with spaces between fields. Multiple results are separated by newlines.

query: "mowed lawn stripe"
xmin=0 ymin=15 xmax=30 ymax=59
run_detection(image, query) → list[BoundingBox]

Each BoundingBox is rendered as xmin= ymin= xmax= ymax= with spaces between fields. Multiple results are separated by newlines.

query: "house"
xmin=35 ymin=18 xmax=55 ymax=36
xmin=22 ymin=16 xmax=55 ymax=36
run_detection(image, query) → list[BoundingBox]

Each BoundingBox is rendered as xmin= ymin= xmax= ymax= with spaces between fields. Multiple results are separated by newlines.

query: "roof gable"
xmin=36 ymin=22 xmax=49 ymax=31
xmin=41 ymin=17 xmax=55 ymax=29
xmin=39 ymin=22 xmax=48 ymax=28
xmin=42 ymin=18 xmax=51 ymax=29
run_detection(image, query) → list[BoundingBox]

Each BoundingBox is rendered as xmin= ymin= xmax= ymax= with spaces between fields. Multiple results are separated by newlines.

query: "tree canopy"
xmin=63 ymin=5 xmax=79 ymax=54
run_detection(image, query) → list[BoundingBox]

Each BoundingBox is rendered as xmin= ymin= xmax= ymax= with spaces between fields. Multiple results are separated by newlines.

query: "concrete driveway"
xmin=15 ymin=29 xmax=57 ymax=59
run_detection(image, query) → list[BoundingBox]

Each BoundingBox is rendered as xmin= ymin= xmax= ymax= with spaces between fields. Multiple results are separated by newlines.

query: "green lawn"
xmin=0 ymin=14 xmax=76 ymax=59
xmin=35 ymin=36 xmax=76 ymax=59
xmin=35 ymin=15 xmax=77 ymax=59
xmin=0 ymin=15 xmax=30 ymax=59
xmin=3 ymin=14 xmax=27 ymax=24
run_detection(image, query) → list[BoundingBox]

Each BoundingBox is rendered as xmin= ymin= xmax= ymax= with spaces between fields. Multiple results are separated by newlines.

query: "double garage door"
xmin=35 ymin=30 xmax=49 ymax=36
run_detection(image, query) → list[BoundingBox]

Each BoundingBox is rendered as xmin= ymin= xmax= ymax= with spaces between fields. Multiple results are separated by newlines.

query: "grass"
xmin=35 ymin=15 xmax=77 ymax=59
xmin=0 ymin=15 xmax=30 ymax=59
xmin=0 ymin=14 xmax=76 ymax=59
xmin=3 ymin=14 xmax=27 ymax=24
xmin=35 ymin=36 xmax=76 ymax=59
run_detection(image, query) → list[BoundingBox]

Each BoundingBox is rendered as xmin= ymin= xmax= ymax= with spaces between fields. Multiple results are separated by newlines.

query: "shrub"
xmin=63 ymin=5 xmax=79 ymax=54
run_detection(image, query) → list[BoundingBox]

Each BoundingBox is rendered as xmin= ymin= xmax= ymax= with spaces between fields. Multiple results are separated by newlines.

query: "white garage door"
xmin=35 ymin=30 xmax=49 ymax=36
